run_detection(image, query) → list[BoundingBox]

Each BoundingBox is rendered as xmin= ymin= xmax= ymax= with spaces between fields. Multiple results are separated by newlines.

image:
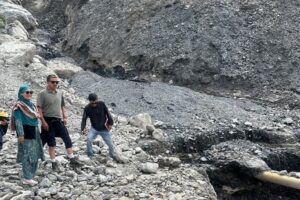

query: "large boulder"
xmin=0 ymin=40 xmax=35 ymax=66
xmin=46 ymin=57 xmax=83 ymax=79
xmin=64 ymin=0 xmax=300 ymax=100
xmin=0 ymin=1 xmax=38 ymax=30
xmin=7 ymin=20 xmax=29 ymax=40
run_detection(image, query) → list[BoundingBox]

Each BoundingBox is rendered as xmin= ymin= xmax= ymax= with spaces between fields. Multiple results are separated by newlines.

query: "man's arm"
xmin=104 ymin=103 xmax=113 ymax=126
xmin=61 ymin=95 xmax=68 ymax=124
xmin=37 ymin=106 xmax=48 ymax=130
xmin=37 ymin=92 xmax=48 ymax=130
xmin=81 ymin=107 xmax=88 ymax=132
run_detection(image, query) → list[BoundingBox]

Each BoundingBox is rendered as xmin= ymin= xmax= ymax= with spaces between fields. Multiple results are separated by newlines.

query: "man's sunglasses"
xmin=25 ymin=91 xmax=33 ymax=95
xmin=50 ymin=81 xmax=59 ymax=84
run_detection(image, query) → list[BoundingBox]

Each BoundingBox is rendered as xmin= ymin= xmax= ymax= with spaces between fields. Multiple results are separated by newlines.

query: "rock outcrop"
xmin=63 ymin=0 xmax=300 ymax=102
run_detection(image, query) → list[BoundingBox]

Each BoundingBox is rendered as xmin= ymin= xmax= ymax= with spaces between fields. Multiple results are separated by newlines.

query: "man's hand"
xmin=63 ymin=117 xmax=67 ymax=125
xmin=106 ymin=125 xmax=112 ymax=131
xmin=18 ymin=136 xmax=24 ymax=144
xmin=81 ymin=128 xmax=87 ymax=135
xmin=42 ymin=122 xmax=49 ymax=131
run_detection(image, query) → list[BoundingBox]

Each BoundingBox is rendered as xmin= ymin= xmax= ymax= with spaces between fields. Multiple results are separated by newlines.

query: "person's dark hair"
xmin=88 ymin=93 xmax=98 ymax=101
xmin=47 ymin=74 xmax=58 ymax=82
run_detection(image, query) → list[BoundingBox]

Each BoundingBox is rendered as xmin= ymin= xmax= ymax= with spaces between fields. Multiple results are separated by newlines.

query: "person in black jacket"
xmin=81 ymin=93 xmax=116 ymax=159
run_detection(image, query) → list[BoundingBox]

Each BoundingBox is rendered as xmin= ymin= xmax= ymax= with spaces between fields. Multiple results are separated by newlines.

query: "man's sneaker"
xmin=52 ymin=162 xmax=59 ymax=171
xmin=69 ymin=157 xmax=84 ymax=168
xmin=22 ymin=179 xmax=38 ymax=186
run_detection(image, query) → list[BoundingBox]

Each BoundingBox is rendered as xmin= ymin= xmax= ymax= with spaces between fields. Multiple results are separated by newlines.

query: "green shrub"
xmin=0 ymin=15 xmax=6 ymax=29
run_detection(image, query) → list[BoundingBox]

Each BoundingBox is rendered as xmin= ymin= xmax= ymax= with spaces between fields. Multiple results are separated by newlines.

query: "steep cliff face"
xmin=63 ymin=0 xmax=300 ymax=99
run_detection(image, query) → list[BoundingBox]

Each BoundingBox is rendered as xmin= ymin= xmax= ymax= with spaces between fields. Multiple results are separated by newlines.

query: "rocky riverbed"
xmin=1 ymin=0 xmax=300 ymax=199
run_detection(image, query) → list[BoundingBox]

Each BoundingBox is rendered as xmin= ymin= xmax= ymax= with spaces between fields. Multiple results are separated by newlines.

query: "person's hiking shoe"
xmin=69 ymin=157 xmax=84 ymax=168
xmin=22 ymin=179 xmax=38 ymax=186
xmin=52 ymin=161 xmax=59 ymax=171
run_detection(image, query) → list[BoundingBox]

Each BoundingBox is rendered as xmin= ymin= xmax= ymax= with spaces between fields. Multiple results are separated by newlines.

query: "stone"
xmin=0 ymin=1 xmax=38 ymax=30
xmin=37 ymin=189 xmax=51 ymax=198
xmin=97 ymin=174 xmax=108 ymax=183
xmin=152 ymin=129 xmax=166 ymax=142
xmin=48 ymin=186 xmax=58 ymax=195
xmin=129 ymin=113 xmax=152 ymax=129
xmin=56 ymin=192 xmax=67 ymax=199
xmin=34 ymin=196 xmax=43 ymax=200
xmin=135 ymin=147 xmax=142 ymax=154
xmin=0 ymin=41 xmax=35 ymax=66
xmin=39 ymin=177 xmax=52 ymax=188
xmin=200 ymin=157 xmax=208 ymax=162
xmin=77 ymin=194 xmax=89 ymax=200
xmin=146 ymin=125 xmax=155 ymax=134
xmin=283 ymin=117 xmax=293 ymax=125
xmin=7 ymin=20 xmax=28 ymax=40
xmin=158 ymin=157 xmax=181 ymax=168
xmin=78 ymin=155 xmax=93 ymax=165
xmin=140 ymin=162 xmax=159 ymax=174
xmin=244 ymin=121 xmax=253 ymax=127
xmin=46 ymin=57 xmax=82 ymax=79
xmin=10 ymin=191 xmax=32 ymax=200
xmin=55 ymin=155 xmax=69 ymax=164
xmin=117 ymin=116 xmax=129 ymax=125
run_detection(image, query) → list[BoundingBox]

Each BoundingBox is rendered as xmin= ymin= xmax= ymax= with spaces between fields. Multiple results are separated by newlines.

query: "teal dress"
xmin=14 ymin=84 xmax=44 ymax=180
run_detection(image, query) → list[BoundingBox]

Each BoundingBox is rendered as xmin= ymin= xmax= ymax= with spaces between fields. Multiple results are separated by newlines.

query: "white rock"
xmin=117 ymin=116 xmax=129 ymax=125
xmin=47 ymin=57 xmax=82 ymax=79
xmin=152 ymin=129 xmax=166 ymax=142
xmin=48 ymin=186 xmax=57 ymax=195
xmin=56 ymin=192 xmax=67 ymax=199
xmin=55 ymin=155 xmax=69 ymax=164
xmin=0 ymin=1 xmax=38 ymax=30
xmin=0 ymin=41 xmax=35 ymax=66
xmin=244 ymin=121 xmax=253 ymax=127
xmin=129 ymin=113 xmax=152 ymax=129
xmin=140 ymin=162 xmax=159 ymax=174
xmin=97 ymin=174 xmax=108 ymax=183
xmin=37 ymin=189 xmax=51 ymax=198
xmin=10 ymin=191 xmax=32 ymax=200
xmin=7 ymin=20 xmax=28 ymax=40
xmin=283 ymin=117 xmax=293 ymax=125
xmin=135 ymin=147 xmax=142 ymax=154
xmin=39 ymin=177 xmax=52 ymax=188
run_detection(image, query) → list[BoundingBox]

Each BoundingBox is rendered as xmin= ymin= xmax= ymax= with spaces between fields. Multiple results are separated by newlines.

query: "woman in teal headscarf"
xmin=13 ymin=84 xmax=44 ymax=186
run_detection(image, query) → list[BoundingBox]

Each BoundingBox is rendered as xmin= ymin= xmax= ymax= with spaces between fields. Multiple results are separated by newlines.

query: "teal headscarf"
xmin=14 ymin=84 xmax=39 ymax=126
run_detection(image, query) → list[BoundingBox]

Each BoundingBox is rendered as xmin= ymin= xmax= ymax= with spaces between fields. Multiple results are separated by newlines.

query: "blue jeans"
xmin=87 ymin=127 xmax=116 ymax=158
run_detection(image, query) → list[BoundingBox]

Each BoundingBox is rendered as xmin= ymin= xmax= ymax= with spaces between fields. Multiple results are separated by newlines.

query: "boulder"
xmin=0 ymin=1 xmax=37 ymax=30
xmin=64 ymin=0 xmax=300 ymax=101
xmin=7 ymin=20 xmax=28 ymax=40
xmin=140 ymin=162 xmax=159 ymax=174
xmin=46 ymin=57 xmax=82 ymax=79
xmin=158 ymin=157 xmax=181 ymax=168
xmin=152 ymin=129 xmax=166 ymax=142
xmin=129 ymin=113 xmax=152 ymax=129
xmin=0 ymin=40 xmax=35 ymax=66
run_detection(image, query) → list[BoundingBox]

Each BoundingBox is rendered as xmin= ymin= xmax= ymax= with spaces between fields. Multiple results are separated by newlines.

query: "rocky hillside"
xmin=0 ymin=1 xmax=217 ymax=199
xmin=1 ymin=0 xmax=300 ymax=199
xmin=62 ymin=0 xmax=300 ymax=104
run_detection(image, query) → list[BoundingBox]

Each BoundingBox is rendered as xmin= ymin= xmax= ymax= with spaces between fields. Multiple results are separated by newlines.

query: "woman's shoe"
xmin=22 ymin=179 xmax=38 ymax=186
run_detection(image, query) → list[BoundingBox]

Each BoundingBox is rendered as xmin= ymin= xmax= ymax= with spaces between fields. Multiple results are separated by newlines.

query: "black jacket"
xmin=81 ymin=101 xmax=114 ymax=131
